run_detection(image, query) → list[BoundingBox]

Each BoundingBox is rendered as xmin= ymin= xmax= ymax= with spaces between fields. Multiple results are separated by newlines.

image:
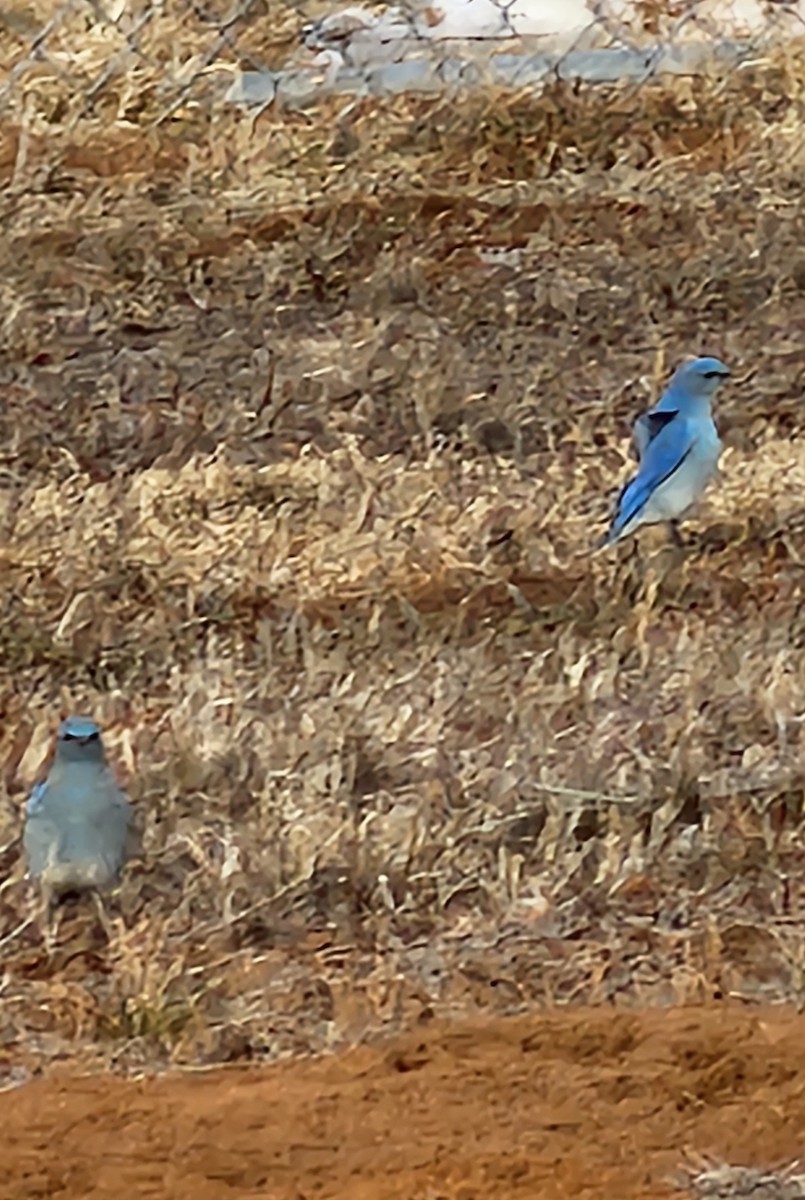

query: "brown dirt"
xmin=4 ymin=1006 xmax=805 ymax=1200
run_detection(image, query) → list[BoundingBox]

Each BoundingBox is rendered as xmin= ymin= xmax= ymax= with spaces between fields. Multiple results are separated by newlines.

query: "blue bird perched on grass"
xmin=602 ymin=356 xmax=731 ymax=548
xmin=24 ymin=716 xmax=132 ymax=906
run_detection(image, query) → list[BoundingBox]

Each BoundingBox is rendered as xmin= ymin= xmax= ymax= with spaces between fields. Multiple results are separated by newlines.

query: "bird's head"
xmin=674 ymin=356 xmax=731 ymax=399
xmin=56 ymin=715 xmax=107 ymax=763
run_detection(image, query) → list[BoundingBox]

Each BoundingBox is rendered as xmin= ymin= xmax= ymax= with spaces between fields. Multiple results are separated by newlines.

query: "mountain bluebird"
xmin=24 ymin=716 xmax=132 ymax=900
xmin=603 ymin=356 xmax=731 ymax=547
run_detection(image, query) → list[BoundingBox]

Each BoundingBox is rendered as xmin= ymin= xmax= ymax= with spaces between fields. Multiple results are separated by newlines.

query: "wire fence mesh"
xmin=0 ymin=0 xmax=803 ymax=124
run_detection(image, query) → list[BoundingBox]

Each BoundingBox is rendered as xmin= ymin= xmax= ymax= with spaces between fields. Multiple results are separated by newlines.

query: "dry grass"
xmin=1 ymin=3 xmax=805 ymax=1075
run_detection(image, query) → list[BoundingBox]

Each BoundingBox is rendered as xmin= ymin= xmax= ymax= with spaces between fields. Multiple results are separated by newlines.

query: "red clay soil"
xmin=3 ymin=1006 xmax=805 ymax=1200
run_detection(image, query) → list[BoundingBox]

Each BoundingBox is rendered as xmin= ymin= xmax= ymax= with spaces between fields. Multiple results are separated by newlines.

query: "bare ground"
xmin=5 ymin=1008 xmax=805 ymax=1199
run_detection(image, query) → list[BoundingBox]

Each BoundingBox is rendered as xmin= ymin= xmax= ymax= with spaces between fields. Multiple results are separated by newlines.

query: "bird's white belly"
xmin=642 ymin=426 xmax=721 ymax=523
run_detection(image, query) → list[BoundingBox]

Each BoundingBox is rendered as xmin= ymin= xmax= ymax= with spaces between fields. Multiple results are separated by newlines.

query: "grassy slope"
xmin=1 ymin=13 xmax=805 ymax=1066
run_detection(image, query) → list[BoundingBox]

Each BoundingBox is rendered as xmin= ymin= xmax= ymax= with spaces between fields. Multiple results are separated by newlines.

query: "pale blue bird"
xmin=603 ymin=356 xmax=731 ymax=547
xmin=24 ymin=716 xmax=132 ymax=902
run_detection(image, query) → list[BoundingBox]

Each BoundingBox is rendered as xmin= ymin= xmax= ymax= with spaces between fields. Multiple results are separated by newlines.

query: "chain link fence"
xmin=0 ymin=0 xmax=802 ymax=124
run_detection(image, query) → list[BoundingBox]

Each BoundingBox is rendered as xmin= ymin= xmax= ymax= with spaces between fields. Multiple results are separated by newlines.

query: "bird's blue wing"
xmin=25 ymin=780 xmax=48 ymax=817
xmin=612 ymin=415 xmax=694 ymax=535
xmin=632 ymin=409 xmax=678 ymax=461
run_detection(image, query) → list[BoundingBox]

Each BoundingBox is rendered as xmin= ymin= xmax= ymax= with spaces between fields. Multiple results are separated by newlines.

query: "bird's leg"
xmin=45 ymin=911 xmax=61 ymax=957
xmin=92 ymin=891 xmax=117 ymax=944
xmin=37 ymin=886 xmax=59 ymax=957
xmin=617 ymin=534 xmax=643 ymax=607
xmin=668 ymin=521 xmax=686 ymax=549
